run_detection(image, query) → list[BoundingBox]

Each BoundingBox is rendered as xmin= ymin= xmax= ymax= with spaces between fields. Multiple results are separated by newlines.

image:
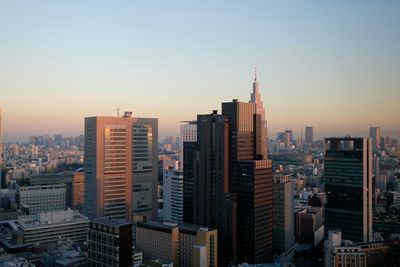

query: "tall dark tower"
xmin=193 ymin=111 xmax=236 ymax=266
xmin=324 ymin=137 xmax=372 ymax=242
xmin=222 ymin=100 xmax=273 ymax=263
xmin=189 ymin=74 xmax=273 ymax=265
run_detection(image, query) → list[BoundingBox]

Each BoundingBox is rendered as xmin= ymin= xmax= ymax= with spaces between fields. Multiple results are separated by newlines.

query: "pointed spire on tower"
xmin=254 ymin=66 xmax=257 ymax=82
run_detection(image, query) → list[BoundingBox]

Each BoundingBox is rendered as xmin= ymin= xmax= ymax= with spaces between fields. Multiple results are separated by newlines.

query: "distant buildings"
xmin=370 ymin=127 xmax=381 ymax=151
xmin=88 ymin=218 xmax=132 ymax=267
xmin=284 ymin=130 xmax=293 ymax=148
xmin=305 ymin=126 xmax=314 ymax=145
xmin=324 ymin=137 xmax=372 ymax=242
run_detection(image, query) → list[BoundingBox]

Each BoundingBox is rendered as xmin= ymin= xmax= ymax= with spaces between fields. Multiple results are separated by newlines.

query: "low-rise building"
xmin=0 ymin=209 xmax=88 ymax=253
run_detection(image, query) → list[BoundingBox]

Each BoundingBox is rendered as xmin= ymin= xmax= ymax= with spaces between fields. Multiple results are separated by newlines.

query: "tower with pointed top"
xmin=249 ymin=68 xmax=268 ymax=159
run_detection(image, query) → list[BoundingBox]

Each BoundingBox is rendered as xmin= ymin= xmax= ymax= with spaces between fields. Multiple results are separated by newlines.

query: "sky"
xmin=0 ymin=1 xmax=399 ymax=142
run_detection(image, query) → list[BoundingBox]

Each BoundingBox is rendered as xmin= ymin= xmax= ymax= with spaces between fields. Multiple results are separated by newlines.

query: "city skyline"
xmin=1 ymin=1 xmax=399 ymax=141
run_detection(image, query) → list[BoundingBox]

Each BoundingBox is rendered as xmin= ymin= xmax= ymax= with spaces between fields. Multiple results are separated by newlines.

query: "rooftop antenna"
xmin=116 ymin=108 xmax=120 ymax=117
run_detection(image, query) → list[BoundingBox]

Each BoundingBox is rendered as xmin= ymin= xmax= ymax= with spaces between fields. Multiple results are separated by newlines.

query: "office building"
xmin=181 ymin=121 xmax=198 ymax=224
xmin=305 ymin=126 xmax=314 ymax=145
xmin=0 ymin=209 xmax=89 ymax=252
xmin=16 ymin=184 xmax=66 ymax=215
xmin=183 ymin=141 xmax=197 ymax=224
xmin=135 ymin=221 xmax=217 ymax=267
xmin=222 ymin=99 xmax=273 ymax=263
xmin=163 ymin=167 xmax=184 ymax=223
xmin=135 ymin=221 xmax=179 ymax=266
xmin=284 ymin=129 xmax=293 ymax=148
xmin=30 ymin=172 xmax=73 ymax=208
xmin=249 ymin=70 xmax=268 ymax=159
xmin=72 ymin=169 xmax=85 ymax=211
xmin=324 ymin=230 xmax=397 ymax=267
xmin=193 ymin=111 xmax=235 ymax=266
xmin=273 ymin=175 xmax=295 ymax=253
xmin=297 ymin=206 xmax=324 ymax=246
xmin=238 ymin=159 xmax=273 ymax=263
xmin=132 ymin=118 xmax=159 ymax=220
xmin=324 ymin=137 xmax=372 ymax=242
xmin=179 ymin=224 xmax=217 ymax=267
xmin=187 ymin=76 xmax=273 ymax=264
xmin=85 ymin=114 xmax=134 ymax=220
xmin=88 ymin=218 xmax=132 ymax=267
xmin=180 ymin=121 xmax=197 ymax=164
xmin=370 ymin=127 xmax=381 ymax=151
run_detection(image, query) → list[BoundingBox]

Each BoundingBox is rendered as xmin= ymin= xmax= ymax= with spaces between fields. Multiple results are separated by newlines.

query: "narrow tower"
xmin=249 ymin=67 xmax=268 ymax=159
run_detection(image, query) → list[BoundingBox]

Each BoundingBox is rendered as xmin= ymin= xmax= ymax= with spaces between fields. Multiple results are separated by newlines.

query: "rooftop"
xmin=91 ymin=217 xmax=132 ymax=227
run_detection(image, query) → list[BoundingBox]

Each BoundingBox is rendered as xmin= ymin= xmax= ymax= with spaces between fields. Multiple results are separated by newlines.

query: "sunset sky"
xmin=1 ymin=1 xmax=399 ymax=142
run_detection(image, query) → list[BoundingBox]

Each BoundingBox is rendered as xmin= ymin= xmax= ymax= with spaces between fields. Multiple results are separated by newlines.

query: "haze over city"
xmin=1 ymin=1 xmax=399 ymax=141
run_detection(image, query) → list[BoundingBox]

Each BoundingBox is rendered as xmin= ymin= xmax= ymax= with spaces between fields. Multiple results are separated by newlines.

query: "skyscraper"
xmin=132 ymin=118 xmax=158 ymax=220
xmin=183 ymin=141 xmax=197 ymax=224
xmin=324 ymin=137 xmax=372 ymax=242
xmin=249 ymin=68 xmax=268 ymax=158
xmin=370 ymin=127 xmax=381 ymax=151
xmin=222 ymin=99 xmax=273 ymax=263
xmin=305 ymin=126 xmax=314 ymax=145
xmin=163 ymin=167 xmax=184 ymax=223
xmin=84 ymin=114 xmax=134 ymax=220
xmin=85 ymin=113 xmax=158 ymax=221
xmin=238 ymin=159 xmax=273 ymax=263
xmin=180 ymin=120 xmax=197 ymax=165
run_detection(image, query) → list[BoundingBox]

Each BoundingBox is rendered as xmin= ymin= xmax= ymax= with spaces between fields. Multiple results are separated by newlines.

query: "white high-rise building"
xmin=249 ymin=68 xmax=268 ymax=159
xmin=163 ymin=166 xmax=184 ymax=223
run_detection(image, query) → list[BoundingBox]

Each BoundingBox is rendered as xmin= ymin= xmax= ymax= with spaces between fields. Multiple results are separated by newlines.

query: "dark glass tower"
xmin=324 ymin=137 xmax=372 ymax=242
xmin=183 ymin=141 xmax=197 ymax=224
xmin=238 ymin=160 xmax=273 ymax=263
xmin=193 ymin=111 xmax=235 ymax=266
xmin=222 ymin=100 xmax=273 ymax=263
xmin=190 ymin=94 xmax=273 ymax=264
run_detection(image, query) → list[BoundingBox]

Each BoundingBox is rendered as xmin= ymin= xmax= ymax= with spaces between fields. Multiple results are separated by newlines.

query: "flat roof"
xmin=91 ymin=217 xmax=131 ymax=227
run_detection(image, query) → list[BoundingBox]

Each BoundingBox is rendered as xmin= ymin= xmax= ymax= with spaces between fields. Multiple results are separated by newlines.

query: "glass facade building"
xmin=324 ymin=137 xmax=372 ymax=242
